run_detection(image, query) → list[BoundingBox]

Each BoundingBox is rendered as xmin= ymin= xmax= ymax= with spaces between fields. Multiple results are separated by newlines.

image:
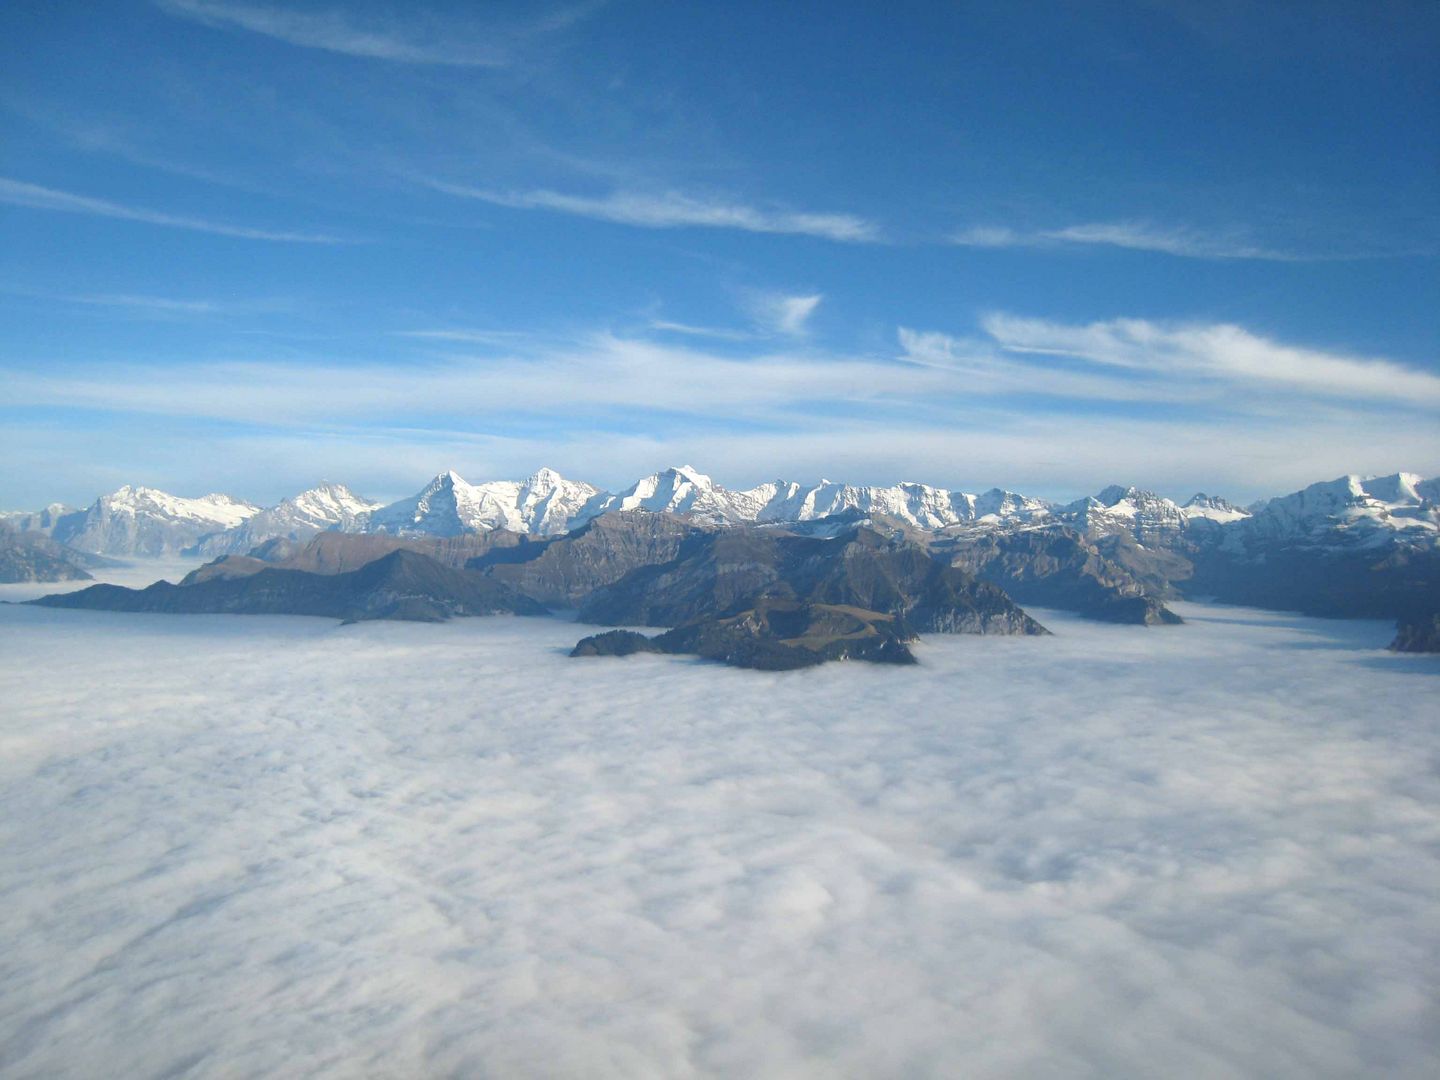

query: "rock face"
xmin=0 ymin=523 xmax=93 ymax=583
xmin=31 ymin=549 xmax=546 ymax=623
xmin=576 ymin=524 xmax=1047 ymax=636
xmin=573 ymin=600 xmax=920 ymax=670
xmin=936 ymin=525 xmax=1183 ymax=625
xmin=472 ymin=512 xmax=711 ymax=606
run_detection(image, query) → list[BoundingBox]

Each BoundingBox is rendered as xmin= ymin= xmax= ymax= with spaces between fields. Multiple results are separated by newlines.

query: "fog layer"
xmin=1 ymin=598 xmax=1436 ymax=1078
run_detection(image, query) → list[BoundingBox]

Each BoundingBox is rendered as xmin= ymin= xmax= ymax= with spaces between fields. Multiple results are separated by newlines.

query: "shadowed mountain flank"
xmin=32 ymin=549 xmax=546 ymax=623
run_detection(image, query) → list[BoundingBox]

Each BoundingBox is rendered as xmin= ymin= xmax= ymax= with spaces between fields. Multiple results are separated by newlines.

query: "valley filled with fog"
xmin=2 ymin=566 xmax=1437 ymax=1079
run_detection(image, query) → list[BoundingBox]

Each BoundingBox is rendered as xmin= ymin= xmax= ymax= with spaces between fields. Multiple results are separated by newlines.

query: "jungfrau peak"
xmin=194 ymin=481 xmax=384 ymax=556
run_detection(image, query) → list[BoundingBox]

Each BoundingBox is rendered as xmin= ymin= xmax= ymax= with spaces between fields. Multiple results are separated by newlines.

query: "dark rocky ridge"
xmin=470 ymin=511 xmax=709 ymax=606
xmin=576 ymin=524 xmax=1048 ymax=637
xmin=573 ymin=601 xmax=920 ymax=670
xmin=566 ymin=524 xmax=1046 ymax=668
xmin=183 ymin=530 xmax=537 ymax=584
xmin=31 ymin=549 xmax=545 ymax=623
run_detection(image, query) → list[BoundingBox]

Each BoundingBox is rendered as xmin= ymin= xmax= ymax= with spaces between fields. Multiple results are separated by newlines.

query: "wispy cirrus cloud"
xmin=5 ymin=315 xmax=1437 ymax=503
xmin=952 ymin=221 xmax=1301 ymax=261
xmin=421 ymin=179 xmax=881 ymax=242
xmin=153 ymin=0 xmax=523 ymax=66
xmin=981 ymin=313 xmax=1440 ymax=404
xmin=749 ymin=292 xmax=823 ymax=336
xmin=0 ymin=178 xmax=344 ymax=243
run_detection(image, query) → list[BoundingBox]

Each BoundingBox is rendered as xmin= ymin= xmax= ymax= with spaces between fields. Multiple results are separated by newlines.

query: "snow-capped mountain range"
xmin=3 ymin=467 xmax=1435 ymax=558
xmin=192 ymin=482 xmax=382 ymax=556
xmin=366 ymin=468 xmax=602 ymax=539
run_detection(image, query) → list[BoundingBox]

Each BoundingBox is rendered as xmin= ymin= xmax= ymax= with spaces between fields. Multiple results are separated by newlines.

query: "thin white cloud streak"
xmin=647 ymin=320 xmax=757 ymax=342
xmin=896 ymin=326 xmax=1216 ymax=404
xmin=2 ymin=336 xmax=946 ymax=425
xmin=68 ymin=293 xmax=224 ymax=315
xmin=952 ymin=221 xmax=1301 ymax=261
xmin=395 ymin=329 xmax=545 ymax=346
xmin=422 ymin=178 xmax=880 ymax=242
xmin=982 ymin=314 xmax=1440 ymax=405
xmin=10 ymin=288 xmax=295 ymax=318
xmin=1 ymin=603 xmax=1437 ymax=1076
xmin=0 ymin=178 xmax=344 ymax=243
xmin=750 ymin=292 xmax=823 ymax=336
xmin=155 ymin=0 xmax=509 ymax=65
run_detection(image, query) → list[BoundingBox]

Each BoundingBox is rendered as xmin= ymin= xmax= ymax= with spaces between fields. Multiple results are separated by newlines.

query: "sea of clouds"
xmin=1 ymin=571 xmax=1437 ymax=1078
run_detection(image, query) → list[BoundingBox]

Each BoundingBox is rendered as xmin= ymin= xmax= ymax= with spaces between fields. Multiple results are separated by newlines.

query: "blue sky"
xmin=1 ymin=0 xmax=1437 ymax=507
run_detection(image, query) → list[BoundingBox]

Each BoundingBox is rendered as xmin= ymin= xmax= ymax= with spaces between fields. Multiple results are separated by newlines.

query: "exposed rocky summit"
xmin=472 ymin=511 xmax=711 ymax=606
xmin=568 ymin=523 xmax=1046 ymax=668
xmin=577 ymin=524 xmax=1048 ymax=636
xmin=573 ymin=600 xmax=920 ymax=670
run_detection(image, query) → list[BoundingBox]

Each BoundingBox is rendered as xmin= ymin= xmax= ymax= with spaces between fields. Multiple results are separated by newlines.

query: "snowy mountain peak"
xmin=193 ymin=482 xmax=383 ymax=556
xmin=48 ymin=485 xmax=261 ymax=556
xmin=1225 ymin=473 xmax=1439 ymax=551
xmin=367 ymin=468 xmax=600 ymax=537
xmin=1360 ymin=472 xmax=1425 ymax=505
xmin=667 ymin=465 xmax=714 ymax=487
xmin=1094 ymin=484 xmax=1137 ymax=506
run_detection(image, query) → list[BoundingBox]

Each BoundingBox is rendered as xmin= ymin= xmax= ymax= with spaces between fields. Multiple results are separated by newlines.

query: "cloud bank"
xmin=982 ymin=313 xmax=1440 ymax=405
xmin=3 ymin=315 xmax=1437 ymax=505
xmin=1 ymin=598 xmax=1437 ymax=1077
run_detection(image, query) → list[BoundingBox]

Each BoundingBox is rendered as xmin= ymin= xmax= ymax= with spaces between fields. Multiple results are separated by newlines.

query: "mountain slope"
xmin=576 ymin=525 xmax=1047 ymax=636
xmin=937 ymin=524 xmax=1183 ymax=625
xmin=0 ymin=522 xmax=93 ymax=583
xmin=472 ymin=511 xmax=711 ymax=606
xmin=32 ymin=549 xmax=546 ymax=623
xmin=573 ymin=600 xmax=920 ymax=670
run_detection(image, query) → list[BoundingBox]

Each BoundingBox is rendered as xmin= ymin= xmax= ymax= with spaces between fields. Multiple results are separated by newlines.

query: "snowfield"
xmin=1 ymin=584 xmax=1437 ymax=1077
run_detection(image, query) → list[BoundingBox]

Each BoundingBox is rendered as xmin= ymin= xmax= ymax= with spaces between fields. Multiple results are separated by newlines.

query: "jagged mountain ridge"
xmin=194 ymin=482 xmax=383 ymax=556
xmin=4 ymin=468 xmax=1434 ymax=563
xmin=366 ymin=468 xmax=603 ymax=538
